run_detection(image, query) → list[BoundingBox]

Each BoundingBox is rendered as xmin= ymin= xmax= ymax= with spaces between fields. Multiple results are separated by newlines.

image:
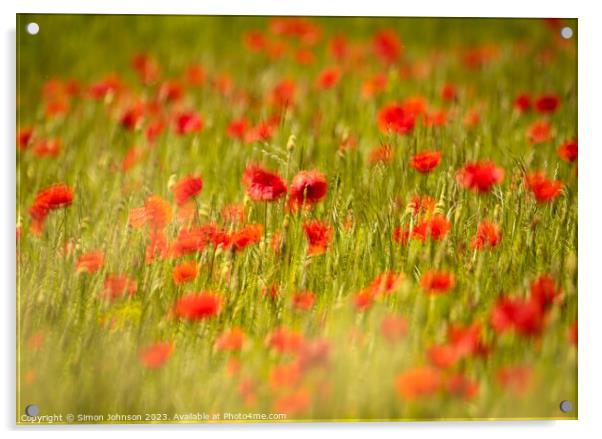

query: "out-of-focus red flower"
xmin=410 ymin=150 xmax=442 ymax=173
xmin=174 ymin=112 xmax=203 ymax=135
xmin=463 ymin=108 xmax=481 ymax=128
xmin=17 ymin=127 xmax=34 ymax=150
xmin=411 ymin=214 xmax=451 ymax=242
xmin=244 ymin=120 xmax=277 ymax=144
xmin=172 ymin=175 xmax=203 ymax=206
xmin=32 ymin=139 xmax=61 ymax=158
xmin=420 ymin=270 xmax=455 ymax=294
xmin=408 ymin=194 xmax=437 ymax=217
xmin=446 ymin=374 xmax=479 ymax=400
xmin=215 ymin=327 xmax=245 ymax=352
xmin=273 ymin=389 xmax=311 ymax=416
xmin=242 ymin=164 xmax=287 ymax=202
xmin=172 ymin=260 xmax=199 ymax=285
xmin=75 ymin=251 xmax=105 ymax=274
xmin=139 ymin=342 xmax=173 ymax=369
xmin=266 ymin=327 xmax=304 ymax=354
xmin=303 ymin=220 xmax=333 ymax=255
xmin=361 ymin=73 xmax=388 ymax=99
xmin=557 ymin=139 xmax=577 ymax=163
xmin=461 ymin=44 xmax=499 ymax=70
xmin=380 ymin=315 xmax=408 ymax=343
xmin=174 ymin=292 xmax=223 ymax=321
xmin=457 ymin=160 xmax=504 ymax=193
xmin=428 ymin=344 xmax=460 ymax=369
xmin=292 ymin=291 xmax=315 ymax=311
xmin=440 ymin=83 xmax=457 ymax=101
xmin=377 ymin=102 xmax=416 ymax=135
xmin=101 ymin=274 xmax=137 ymax=300
xmin=243 ymin=30 xmax=266 ymax=52
xmin=185 ymin=63 xmax=206 ymax=86
xmin=146 ymin=119 xmax=166 ymax=144
xmin=297 ymin=339 xmax=330 ymax=371
xmin=169 ymin=224 xmax=219 ymax=257
xmin=316 ymin=67 xmax=341 ymax=89
xmin=525 ymin=172 xmax=563 ymax=203
xmin=227 ymin=118 xmax=249 ymax=140
xmin=423 ymin=109 xmax=450 ymax=127
xmin=535 ymin=94 xmax=560 ymax=114
xmin=269 ymin=362 xmax=301 ymax=389
xmin=373 ymin=29 xmax=402 ymax=64
xmin=289 ymin=170 xmax=327 ymax=211
xmin=569 ymin=320 xmax=578 ymax=346
xmin=490 ymin=296 xmax=546 ymax=337
xmin=496 ymin=365 xmax=533 ymax=396
xmin=368 ymin=145 xmax=394 ymax=166
xmin=514 ymin=93 xmax=532 ymax=112
xmin=448 ymin=323 xmax=490 ymax=358
xmin=530 ymin=275 xmax=561 ymax=309
xmin=29 ymin=183 xmax=74 ymax=235
xmin=269 ymin=18 xmax=321 ymax=45
xmin=220 ymin=203 xmax=245 ymax=225
xmin=131 ymin=53 xmax=160 ymax=85
xmin=329 ymin=35 xmax=348 ymax=61
xmin=270 ymin=79 xmax=296 ymax=107
xmin=527 ymin=120 xmax=553 ymax=144
xmin=353 ymin=289 xmax=374 ymax=311
xmin=369 ymin=272 xmax=404 ymax=296
xmin=230 ymin=224 xmax=263 ymax=251
xmin=120 ymin=102 xmax=145 ymax=130
xmin=157 ymin=80 xmax=184 ymax=103
xmin=141 ymin=195 xmax=173 ymax=230
xmin=88 ymin=74 xmax=123 ymax=100
xmin=122 ymin=146 xmax=144 ymax=172
xmin=395 ymin=366 xmax=442 ymax=401
xmin=471 ymin=220 xmax=501 ymax=249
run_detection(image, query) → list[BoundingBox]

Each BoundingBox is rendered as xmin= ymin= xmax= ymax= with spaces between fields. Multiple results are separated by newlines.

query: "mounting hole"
xmin=26 ymin=22 xmax=39 ymax=35
xmin=559 ymin=400 xmax=573 ymax=413
xmin=560 ymin=27 xmax=573 ymax=39
xmin=25 ymin=404 xmax=39 ymax=416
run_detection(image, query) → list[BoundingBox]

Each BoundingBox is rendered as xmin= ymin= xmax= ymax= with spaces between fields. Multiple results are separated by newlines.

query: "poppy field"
xmin=16 ymin=15 xmax=577 ymax=422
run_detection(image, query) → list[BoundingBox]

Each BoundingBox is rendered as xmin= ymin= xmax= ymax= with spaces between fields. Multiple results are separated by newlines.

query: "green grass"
xmin=17 ymin=15 xmax=577 ymax=422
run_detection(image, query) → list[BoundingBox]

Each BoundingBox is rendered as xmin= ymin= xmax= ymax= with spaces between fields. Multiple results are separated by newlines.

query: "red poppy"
xmin=420 ymin=270 xmax=455 ymax=294
xmin=316 ymin=67 xmax=341 ymax=89
xmin=361 ymin=73 xmax=388 ymax=99
xmin=297 ymin=339 xmax=330 ymax=371
xmin=88 ymin=74 xmax=123 ymax=100
xmin=368 ymin=146 xmax=394 ymax=165
xmin=440 ymin=83 xmax=457 ymax=101
xmin=448 ymin=323 xmax=490 ymax=358
xmin=412 ymin=214 xmax=451 ymax=242
xmin=557 ymin=139 xmax=577 ymax=163
xmin=146 ymin=230 xmax=169 ymax=263
xmin=244 ymin=120 xmax=277 ymax=144
xmin=185 ymin=63 xmax=205 ymax=86
xmin=471 ymin=220 xmax=501 ymax=249
xmin=303 ymin=220 xmax=333 ymax=255
xmin=174 ymin=292 xmax=223 ymax=321
xmin=395 ymin=366 xmax=442 ymax=401
xmin=292 ymin=291 xmax=315 ymax=311
xmin=427 ymin=344 xmax=460 ymax=369
xmin=408 ymin=195 xmax=437 ymax=216
xmin=423 ymin=109 xmax=450 ymax=127
xmin=463 ymin=109 xmax=481 ymax=128
xmin=242 ymin=164 xmax=287 ymax=202
xmin=353 ymin=289 xmax=374 ymax=311
xmin=380 ymin=315 xmax=408 ymax=343
xmin=410 ymin=150 xmax=442 ymax=173
xmin=270 ymin=362 xmax=302 ymax=390
xmin=28 ymin=183 xmax=74 ymax=234
xmin=266 ymin=327 xmax=304 ymax=354
xmin=146 ymin=119 xmax=166 ymax=144
xmin=514 ymin=93 xmax=532 ymax=112
xmin=17 ymin=127 xmax=34 ymax=150
xmin=446 ymin=374 xmax=479 ymax=400
xmin=377 ymin=102 xmax=416 ymax=135
xmin=530 ymin=275 xmax=561 ymax=309
xmin=169 ymin=224 xmax=218 ymax=257
xmin=122 ymin=146 xmax=143 ymax=172
xmin=329 ymin=35 xmax=348 ymax=61
xmin=174 ymin=112 xmax=203 ymax=135
xmin=490 ymin=296 xmax=545 ymax=337
xmin=101 ymin=274 xmax=137 ymax=300
xmin=368 ymin=272 xmax=404 ymax=296
xmin=215 ymin=327 xmax=245 ymax=352
xmin=569 ymin=321 xmax=578 ymax=346
xmin=496 ymin=365 xmax=533 ymax=396
xmin=273 ymin=389 xmax=311 ymax=416
xmin=119 ymin=102 xmax=145 ymax=130
xmin=527 ymin=120 xmax=553 ymax=144
xmin=172 ymin=260 xmax=199 ymax=285
xmin=534 ymin=94 xmax=560 ymax=114
xmin=75 ymin=251 xmax=105 ymax=274
xmin=270 ymin=79 xmax=296 ymax=107
xmin=131 ymin=53 xmax=160 ymax=85
xmin=31 ymin=138 xmax=61 ymax=158
xmin=457 ymin=160 xmax=504 ymax=192
xmin=289 ymin=170 xmax=328 ymax=210
xmin=139 ymin=342 xmax=173 ymax=369
xmin=373 ymin=29 xmax=402 ymax=64
xmin=143 ymin=195 xmax=173 ymax=230
xmin=172 ymin=175 xmax=203 ymax=206
xmin=230 ymin=224 xmax=263 ymax=251
xmin=221 ymin=203 xmax=245 ymax=224
xmin=525 ymin=172 xmax=563 ymax=202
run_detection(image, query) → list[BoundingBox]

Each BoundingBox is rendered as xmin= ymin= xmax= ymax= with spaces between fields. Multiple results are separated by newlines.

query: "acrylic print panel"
xmin=16 ymin=14 xmax=577 ymax=424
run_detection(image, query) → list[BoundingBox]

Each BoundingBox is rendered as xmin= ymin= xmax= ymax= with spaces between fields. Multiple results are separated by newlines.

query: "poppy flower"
xmin=446 ymin=374 xmax=479 ymax=400
xmin=244 ymin=120 xmax=277 ymax=144
xmin=122 ymin=146 xmax=144 ymax=172
xmin=215 ymin=327 xmax=245 ymax=352
xmin=457 ymin=160 xmax=504 ymax=192
xmin=410 ymin=150 xmax=442 ymax=173
xmin=353 ymin=289 xmax=374 ymax=311
xmin=266 ymin=327 xmax=304 ymax=354
xmin=525 ymin=172 xmax=563 ymax=202
xmin=392 ymin=226 xmax=411 ymax=245
xmin=157 ymin=80 xmax=184 ymax=103
xmin=427 ymin=344 xmax=460 ymax=369
xmin=412 ymin=214 xmax=451 ymax=242
xmin=316 ymin=67 xmax=341 ymax=89
xmin=471 ymin=220 xmax=502 ymax=249
xmin=27 ymin=330 xmax=46 ymax=352
xmin=423 ymin=109 xmax=449 ymax=127
xmin=514 ymin=93 xmax=532 ymax=112
xmin=28 ymin=183 xmax=74 ymax=234
xmin=172 ymin=260 xmax=199 ymax=285
xmin=88 ymin=74 xmax=123 ymax=100
xmin=535 ymin=94 xmax=560 ymax=114
xmin=139 ymin=342 xmax=173 ymax=369
xmin=75 ymin=251 xmax=105 ymax=274
xmin=329 ymin=35 xmax=348 ymax=61
xmin=169 ymin=224 xmax=217 ymax=257
xmin=17 ymin=127 xmax=34 ymax=150
xmin=101 ymin=274 xmax=137 ymax=300
xmin=230 ymin=224 xmax=263 ymax=251
xmin=270 ymin=79 xmax=296 ymax=107
xmin=303 ymin=220 xmax=333 ymax=255
xmin=119 ymin=103 xmax=145 ymax=130
xmin=242 ymin=165 xmax=287 ymax=202
xmin=297 ymin=339 xmax=331 ymax=371
xmin=368 ymin=272 xmax=404 ymax=296
xmin=185 ymin=63 xmax=205 ymax=86
xmin=408 ymin=194 xmax=437 ymax=216
xmin=172 ymin=175 xmax=203 ymax=206
xmin=377 ymin=102 xmax=416 ymax=135
xmin=440 ymin=83 xmax=457 ymax=101
xmin=420 ymin=270 xmax=455 ymax=294
xmin=463 ymin=109 xmax=481 ymax=128
xmin=131 ymin=53 xmax=160 ymax=85
xmin=569 ymin=321 xmax=578 ymax=346
xmin=490 ymin=296 xmax=545 ymax=337
xmin=527 ymin=120 xmax=553 ymax=144
xmin=174 ymin=292 xmax=223 ymax=321
xmin=496 ymin=365 xmax=533 ymax=396
xmin=141 ymin=195 xmax=173 ymax=230
xmin=269 ymin=362 xmax=301 ymax=389
xmin=530 ymin=275 xmax=561 ymax=309
xmin=227 ymin=118 xmax=248 ymax=140
xmin=292 ymin=291 xmax=315 ymax=311
xmin=373 ymin=29 xmax=402 ymax=64
xmin=221 ymin=203 xmax=245 ymax=224
xmin=289 ymin=170 xmax=328 ymax=210
xmin=380 ymin=315 xmax=408 ymax=343
xmin=368 ymin=146 xmax=394 ymax=165
xmin=273 ymin=389 xmax=311 ymax=416
xmin=448 ymin=323 xmax=489 ymax=358
xmin=361 ymin=73 xmax=388 ymax=99
xmin=395 ymin=366 xmax=442 ymax=401
xmin=32 ymin=139 xmax=61 ymax=158
xmin=557 ymin=139 xmax=577 ymax=163
xmin=174 ymin=112 xmax=203 ymax=135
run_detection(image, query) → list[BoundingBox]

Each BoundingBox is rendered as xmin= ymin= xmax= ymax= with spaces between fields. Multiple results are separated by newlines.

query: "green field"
xmin=17 ymin=15 xmax=577 ymax=422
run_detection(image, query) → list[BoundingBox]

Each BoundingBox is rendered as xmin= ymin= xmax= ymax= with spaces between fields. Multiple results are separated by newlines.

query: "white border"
xmin=3 ymin=1 xmax=602 ymax=438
